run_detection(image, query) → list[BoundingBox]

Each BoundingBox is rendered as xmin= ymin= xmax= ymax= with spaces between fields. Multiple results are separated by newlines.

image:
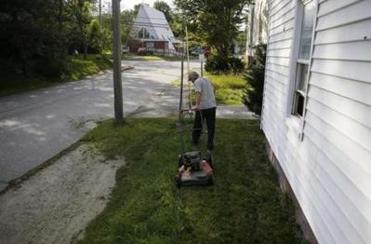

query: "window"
xmin=138 ymin=28 xmax=150 ymax=39
xmin=292 ymin=0 xmax=315 ymax=117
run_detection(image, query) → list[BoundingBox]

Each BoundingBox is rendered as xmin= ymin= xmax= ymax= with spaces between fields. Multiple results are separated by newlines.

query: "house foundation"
xmin=265 ymin=138 xmax=318 ymax=244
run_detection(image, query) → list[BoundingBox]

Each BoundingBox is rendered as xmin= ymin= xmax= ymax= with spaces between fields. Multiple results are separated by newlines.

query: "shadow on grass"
xmin=80 ymin=118 xmax=304 ymax=244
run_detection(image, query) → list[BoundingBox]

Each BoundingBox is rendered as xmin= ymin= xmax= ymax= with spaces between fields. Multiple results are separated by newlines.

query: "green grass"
xmin=0 ymin=76 xmax=57 ymax=97
xmin=0 ymin=54 xmax=112 ymax=97
xmin=79 ymin=118 xmax=303 ymax=244
xmin=215 ymin=88 xmax=245 ymax=105
xmin=67 ymin=54 xmax=112 ymax=81
xmin=206 ymin=73 xmax=246 ymax=105
xmin=172 ymin=73 xmax=247 ymax=105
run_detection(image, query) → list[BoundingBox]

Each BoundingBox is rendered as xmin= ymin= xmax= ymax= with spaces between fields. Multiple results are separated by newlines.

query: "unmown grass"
xmin=206 ymin=73 xmax=246 ymax=105
xmin=172 ymin=73 xmax=247 ymax=105
xmin=66 ymin=54 xmax=112 ymax=81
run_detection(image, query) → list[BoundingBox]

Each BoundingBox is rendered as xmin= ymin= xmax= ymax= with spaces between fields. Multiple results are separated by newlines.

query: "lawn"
xmin=0 ymin=54 xmax=112 ymax=97
xmin=79 ymin=118 xmax=303 ymax=244
xmin=206 ymin=73 xmax=246 ymax=105
xmin=172 ymin=73 xmax=247 ymax=105
xmin=0 ymin=76 xmax=57 ymax=97
xmin=66 ymin=54 xmax=112 ymax=81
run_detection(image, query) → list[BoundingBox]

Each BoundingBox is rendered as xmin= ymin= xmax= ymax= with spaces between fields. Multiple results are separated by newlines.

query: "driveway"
xmin=0 ymin=59 xmax=200 ymax=191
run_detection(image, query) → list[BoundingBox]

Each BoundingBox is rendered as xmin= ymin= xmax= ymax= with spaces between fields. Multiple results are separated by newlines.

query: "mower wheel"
xmin=178 ymin=155 xmax=184 ymax=168
xmin=175 ymin=176 xmax=181 ymax=188
xmin=208 ymin=176 xmax=214 ymax=186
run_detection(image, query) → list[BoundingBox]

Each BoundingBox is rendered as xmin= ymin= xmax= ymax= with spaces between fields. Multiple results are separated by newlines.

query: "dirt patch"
xmin=0 ymin=144 xmax=125 ymax=244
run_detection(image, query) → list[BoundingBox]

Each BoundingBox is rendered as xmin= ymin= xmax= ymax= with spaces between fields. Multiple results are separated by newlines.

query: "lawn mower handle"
xmin=179 ymin=109 xmax=193 ymax=115
xmin=179 ymin=108 xmax=198 ymax=114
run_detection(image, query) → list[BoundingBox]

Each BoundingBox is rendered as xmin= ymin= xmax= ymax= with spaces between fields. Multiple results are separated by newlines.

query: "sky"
xmin=99 ymin=0 xmax=174 ymax=12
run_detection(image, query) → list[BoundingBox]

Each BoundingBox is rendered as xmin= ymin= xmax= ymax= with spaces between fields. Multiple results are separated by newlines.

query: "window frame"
xmin=292 ymin=59 xmax=310 ymax=117
xmin=138 ymin=27 xmax=150 ymax=39
xmin=286 ymin=0 xmax=318 ymax=139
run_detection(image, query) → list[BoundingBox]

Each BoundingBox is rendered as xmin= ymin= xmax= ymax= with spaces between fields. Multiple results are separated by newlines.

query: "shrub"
xmin=205 ymin=55 xmax=230 ymax=74
xmin=31 ymin=57 xmax=67 ymax=78
xmin=228 ymin=57 xmax=245 ymax=74
xmin=244 ymin=44 xmax=267 ymax=115
xmin=205 ymin=55 xmax=245 ymax=74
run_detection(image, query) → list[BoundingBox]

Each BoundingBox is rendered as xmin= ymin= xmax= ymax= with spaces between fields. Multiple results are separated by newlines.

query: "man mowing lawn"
xmin=188 ymin=71 xmax=217 ymax=151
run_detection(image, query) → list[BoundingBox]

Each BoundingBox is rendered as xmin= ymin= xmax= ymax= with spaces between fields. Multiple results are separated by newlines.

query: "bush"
xmin=205 ymin=55 xmax=230 ymax=74
xmin=205 ymin=55 xmax=245 ymax=74
xmin=228 ymin=57 xmax=245 ymax=74
xmin=244 ymin=44 xmax=267 ymax=115
xmin=31 ymin=57 xmax=67 ymax=78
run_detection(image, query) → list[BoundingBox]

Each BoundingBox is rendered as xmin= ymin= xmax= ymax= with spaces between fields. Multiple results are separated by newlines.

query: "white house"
xmin=129 ymin=4 xmax=180 ymax=55
xmin=261 ymin=0 xmax=371 ymax=243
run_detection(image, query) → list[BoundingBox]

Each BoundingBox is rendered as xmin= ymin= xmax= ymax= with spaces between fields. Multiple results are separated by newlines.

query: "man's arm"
xmin=195 ymin=91 xmax=202 ymax=110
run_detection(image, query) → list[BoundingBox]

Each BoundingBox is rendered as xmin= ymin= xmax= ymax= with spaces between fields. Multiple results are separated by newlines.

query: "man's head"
xmin=188 ymin=71 xmax=199 ymax=83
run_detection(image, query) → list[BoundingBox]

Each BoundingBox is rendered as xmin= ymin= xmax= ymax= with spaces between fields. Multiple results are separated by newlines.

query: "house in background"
xmin=128 ymin=4 xmax=181 ymax=56
xmin=259 ymin=0 xmax=371 ymax=243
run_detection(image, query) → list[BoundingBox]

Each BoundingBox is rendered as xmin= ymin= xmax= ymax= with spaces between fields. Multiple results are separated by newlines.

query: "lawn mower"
xmin=174 ymin=51 xmax=214 ymax=188
xmin=175 ymin=149 xmax=214 ymax=188
xmin=175 ymin=110 xmax=214 ymax=188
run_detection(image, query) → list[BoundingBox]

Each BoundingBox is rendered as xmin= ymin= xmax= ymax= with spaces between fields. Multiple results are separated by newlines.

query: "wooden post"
xmin=99 ymin=0 xmax=102 ymax=26
xmin=112 ymin=0 xmax=124 ymax=122
xmin=185 ymin=24 xmax=191 ymax=109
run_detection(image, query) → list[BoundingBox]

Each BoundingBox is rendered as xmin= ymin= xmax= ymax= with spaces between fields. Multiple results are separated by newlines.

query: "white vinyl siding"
xmin=262 ymin=0 xmax=371 ymax=243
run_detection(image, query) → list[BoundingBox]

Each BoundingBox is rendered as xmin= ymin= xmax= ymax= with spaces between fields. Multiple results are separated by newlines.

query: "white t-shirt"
xmin=193 ymin=77 xmax=217 ymax=109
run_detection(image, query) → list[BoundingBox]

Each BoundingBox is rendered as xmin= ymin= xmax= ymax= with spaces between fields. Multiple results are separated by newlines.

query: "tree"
xmin=121 ymin=10 xmax=135 ymax=45
xmin=153 ymin=1 xmax=172 ymax=22
xmin=244 ymin=44 xmax=266 ymax=115
xmin=88 ymin=19 xmax=112 ymax=53
xmin=67 ymin=0 xmax=94 ymax=57
xmin=0 ymin=0 xmax=104 ymax=78
xmin=174 ymin=0 xmax=250 ymax=59
xmin=168 ymin=11 xmax=183 ymax=38
xmin=133 ymin=4 xmax=141 ymax=16
xmin=0 ymin=0 xmax=69 ymax=75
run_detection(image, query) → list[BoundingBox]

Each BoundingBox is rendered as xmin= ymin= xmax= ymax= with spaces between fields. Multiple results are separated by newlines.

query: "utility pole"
xmin=112 ymin=0 xmax=124 ymax=122
xmin=99 ymin=0 xmax=102 ymax=27
xmin=247 ymin=3 xmax=255 ymax=65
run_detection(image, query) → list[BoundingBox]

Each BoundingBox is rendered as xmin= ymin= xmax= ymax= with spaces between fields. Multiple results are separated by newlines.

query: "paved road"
xmin=0 ymin=59 xmax=201 ymax=191
xmin=0 ymin=59 xmax=254 ymax=191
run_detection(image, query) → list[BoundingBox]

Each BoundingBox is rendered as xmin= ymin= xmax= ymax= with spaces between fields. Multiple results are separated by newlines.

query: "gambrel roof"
xmin=131 ymin=4 xmax=176 ymax=50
